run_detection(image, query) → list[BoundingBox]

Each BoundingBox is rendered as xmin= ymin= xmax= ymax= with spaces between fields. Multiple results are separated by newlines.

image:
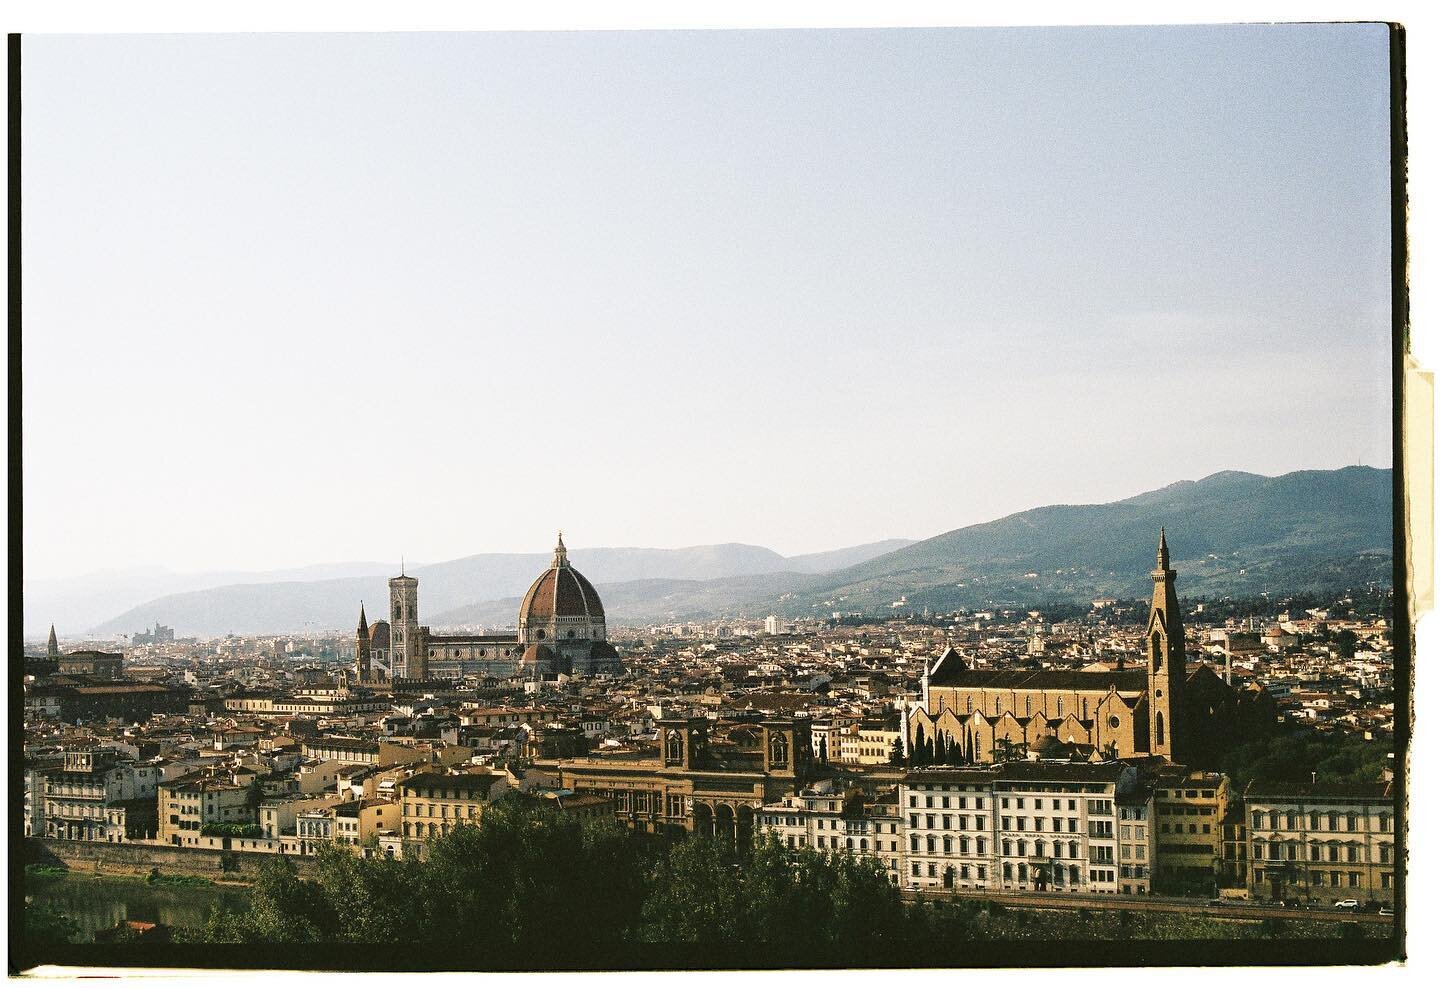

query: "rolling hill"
xmin=64 ymin=466 xmax=1392 ymax=637
xmin=431 ymin=467 xmax=1394 ymax=626
xmin=76 ymin=540 xmax=912 ymax=638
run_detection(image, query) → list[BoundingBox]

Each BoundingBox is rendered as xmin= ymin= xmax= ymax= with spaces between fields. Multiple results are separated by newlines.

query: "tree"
xmin=911 ymin=724 xmax=927 ymax=766
xmin=204 ymin=856 xmax=337 ymax=942
xmin=1335 ymin=629 xmax=1358 ymax=659
xmin=197 ymin=798 xmax=917 ymax=956
xmin=23 ymin=901 xmax=79 ymax=946
xmin=246 ymin=777 xmax=266 ymax=815
xmin=888 ymin=737 xmax=904 ymax=766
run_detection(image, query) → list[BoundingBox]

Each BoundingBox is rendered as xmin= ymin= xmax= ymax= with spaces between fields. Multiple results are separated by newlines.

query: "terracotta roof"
xmin=368 ymin=622 xmax=391 ymax=649
xmin=928 ymin=667 xmax=1149 ymax=694
xmin=1244 ymin=780 xmax=1393 ymax=801
xmin=519 ymin=563 xmax=605 ymax=624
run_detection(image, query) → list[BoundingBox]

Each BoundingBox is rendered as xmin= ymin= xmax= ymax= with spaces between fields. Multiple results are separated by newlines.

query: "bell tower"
xmin=389 ymin=567 xmax=423 ymax=680
xmin=1146 ymin=529 xmax=1186 ymax=760
xmin=355 ymin=603 xmax=372 ymax=681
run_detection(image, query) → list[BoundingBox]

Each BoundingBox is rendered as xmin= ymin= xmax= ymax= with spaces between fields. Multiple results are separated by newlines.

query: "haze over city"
xmin=21 ymin=25 xmax=1392 ymax=580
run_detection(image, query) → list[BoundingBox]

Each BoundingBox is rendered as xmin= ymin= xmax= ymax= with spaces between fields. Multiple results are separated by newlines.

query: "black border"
xmin=7 ymin=23 xmax=1412 ymax=972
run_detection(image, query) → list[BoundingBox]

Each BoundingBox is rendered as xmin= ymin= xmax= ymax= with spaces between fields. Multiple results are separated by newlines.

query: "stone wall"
xmin=26 ymin=836 xmax=320 ymax=881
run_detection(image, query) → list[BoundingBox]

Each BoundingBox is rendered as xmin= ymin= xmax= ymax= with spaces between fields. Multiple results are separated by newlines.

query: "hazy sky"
xmin=22 ymin=25 xmax=1394 ymax=580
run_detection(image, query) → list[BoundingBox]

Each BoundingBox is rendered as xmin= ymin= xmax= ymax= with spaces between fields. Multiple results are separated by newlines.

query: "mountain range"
xmin=31 ymin=466 xmax=1391 ymax=639
xmin=49 ymin=540 xmax=914 ymax=639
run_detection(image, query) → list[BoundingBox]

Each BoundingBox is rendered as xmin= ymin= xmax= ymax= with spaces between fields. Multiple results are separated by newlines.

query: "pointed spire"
xmin=1156 ymin=528 xmax=1170 ymax=571
xmin=47 ymin=624 xmax=59 ymax=658
xmin=553 ymin=531 xmax=569 ymax=568
xmin=357 ymin=602 xmax=369 ymax=634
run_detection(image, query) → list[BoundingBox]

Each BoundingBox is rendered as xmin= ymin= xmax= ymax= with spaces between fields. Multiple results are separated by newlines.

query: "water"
xmin=25 ymin=872 xmax=252 ymax=940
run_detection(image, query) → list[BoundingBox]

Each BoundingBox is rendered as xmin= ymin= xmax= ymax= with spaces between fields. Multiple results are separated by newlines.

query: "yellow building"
xmin=399 ymin=771 xmax=508 ymax=841
xmin=1244 ymin=780 xmax=1396 ymax=906
xmin=837 ymin=716 xmax=903 ymax=765
xmin=557 ymin=716 xmax=814 ymax=839
xmin=158 ymin=774 xmax=254 ymax=846
xmin=1152 ymin=769 xmax=1229 ymax=893
xmin=334 ymin=798 xmax=402 ymax=846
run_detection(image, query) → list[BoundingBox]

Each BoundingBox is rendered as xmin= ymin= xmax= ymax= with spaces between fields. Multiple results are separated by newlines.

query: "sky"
xmin=21 ymin=25 xmax=1395 ymax=580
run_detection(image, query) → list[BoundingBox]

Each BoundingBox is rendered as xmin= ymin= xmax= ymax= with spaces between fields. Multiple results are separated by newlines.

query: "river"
xmin=25 ymin=872 xmax=252 ymax=940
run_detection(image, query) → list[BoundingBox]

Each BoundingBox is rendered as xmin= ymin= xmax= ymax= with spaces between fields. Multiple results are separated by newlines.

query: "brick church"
xmin=907 ymin=531 xmax=1274 ymax=766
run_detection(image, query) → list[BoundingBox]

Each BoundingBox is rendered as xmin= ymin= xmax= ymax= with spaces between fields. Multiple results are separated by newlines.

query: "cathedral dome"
xmin=519 ymin=534 xmax=605 ymax=629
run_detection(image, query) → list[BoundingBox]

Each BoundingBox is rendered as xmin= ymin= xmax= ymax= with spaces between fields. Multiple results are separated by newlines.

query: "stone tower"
xmin=354 ymin=603 xmax=371 ymax=681
xmin=1146 ymin=529 xmax=1185 ymax=760
xmin=47 ymin=625 xmax=59 ymax=660
xmin=389 ymin=569 xmax=423 ymax=680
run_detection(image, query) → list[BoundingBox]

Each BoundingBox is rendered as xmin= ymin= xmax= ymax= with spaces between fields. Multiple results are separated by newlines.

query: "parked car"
xmin=1333 ymin=898 xmax=1360 ymax=909
xmin=1379 ymin=907 xmax=1394 ymax=917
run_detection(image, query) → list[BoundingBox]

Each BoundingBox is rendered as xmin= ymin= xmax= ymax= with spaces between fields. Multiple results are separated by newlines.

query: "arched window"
xmin=1155 ymin=712 xmax=1165 ymax=746
xmin=1151 ymin=632 xmax=1163 ymax=672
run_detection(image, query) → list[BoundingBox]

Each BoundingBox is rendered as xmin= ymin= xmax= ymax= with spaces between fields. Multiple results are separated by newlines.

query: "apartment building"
xmin=1243 ymin=780 xmax=1396 ymax=906
xmin=757 ymin=785 xmax=904 ymax=883
xmin=158 ymin=774 xmax=254 ymax=846
xmin=900 ymin=761 xmax=1141 ymax=895
xmin=1151 ymin=769 xmax=1229 ymax=893
xmin=43 ymin=749 xmax=161 ymax=842
xmin=1116 ymin=786 xmax=1155 ymax=895
xmin=837 ymin=716 xmax=902 ymax=766
xmin=399 ymin=771 xmax=508 ymax=841
xmin=334 ymin=798 xmax=402 ymax=846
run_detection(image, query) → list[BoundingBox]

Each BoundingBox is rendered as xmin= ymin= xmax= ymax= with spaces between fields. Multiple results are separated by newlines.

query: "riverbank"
xmin=27 ymin=836 xmax=316 ymax=883
xmin=24 ymin=871 xmax=253 ymax=941
xmin=24 ymin=862 xmax=251 ymax=888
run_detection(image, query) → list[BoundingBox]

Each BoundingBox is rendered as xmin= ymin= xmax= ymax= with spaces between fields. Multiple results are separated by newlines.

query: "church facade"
xmin=352 ymin=535 xmax=623 ymax=682
xmin=907 ymin=531 xmax=1271 ymax=766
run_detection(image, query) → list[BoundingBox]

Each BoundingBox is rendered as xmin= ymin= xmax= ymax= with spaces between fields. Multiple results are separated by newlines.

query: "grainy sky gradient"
xmin=21 ymin=25 xmax=1394 ymax=579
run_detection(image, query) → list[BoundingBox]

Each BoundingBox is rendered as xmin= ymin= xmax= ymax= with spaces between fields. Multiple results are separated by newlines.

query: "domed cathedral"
xmin=906 ymin=531 xmax=1273 ymax=767
xmin=517 ymin=534 xmax=622 ymax=677
xmin=353 ymin=533 xmax=622 ymax=683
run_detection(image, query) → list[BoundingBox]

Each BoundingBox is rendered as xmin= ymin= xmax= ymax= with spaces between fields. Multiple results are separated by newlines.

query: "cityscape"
xmin=13 ymin=21 xmax=1404 ymax=973
xmin=20 ymin=520 xmax=1400 ymax=960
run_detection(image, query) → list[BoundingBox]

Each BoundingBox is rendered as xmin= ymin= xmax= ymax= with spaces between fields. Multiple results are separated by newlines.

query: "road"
xmin=900 ymin=887 xmax=1394 ymax=925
